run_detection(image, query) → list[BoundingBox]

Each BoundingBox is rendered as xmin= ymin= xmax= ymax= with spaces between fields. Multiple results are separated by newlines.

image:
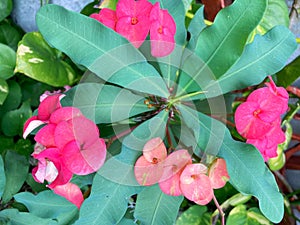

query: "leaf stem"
xmin=212 ymin=194 xmax=225 ymax=225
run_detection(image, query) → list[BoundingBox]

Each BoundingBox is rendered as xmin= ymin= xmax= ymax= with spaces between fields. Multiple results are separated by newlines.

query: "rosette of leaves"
xmin=8 ymin=0 xmax=296 ymax=224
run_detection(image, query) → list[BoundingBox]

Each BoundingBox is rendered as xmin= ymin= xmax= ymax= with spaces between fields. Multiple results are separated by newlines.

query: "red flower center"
xmin=253 ymin=109 xmax=261 ymax=117
xmin=131 ymin=17 xmax=138 ymax=25
xmin=157 ymin=26 xmax=163 ymax=34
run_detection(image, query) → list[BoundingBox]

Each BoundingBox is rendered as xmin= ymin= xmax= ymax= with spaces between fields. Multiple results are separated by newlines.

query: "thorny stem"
xmin=212 ymin=194 xmax=225 ymax=225
xmin=274 ymin=170 xmax=298 ymax=200
xmin=106 ymin=125 xmax=138 ymax=149
xmin=289 ymin=0 xmax=300 ymax=21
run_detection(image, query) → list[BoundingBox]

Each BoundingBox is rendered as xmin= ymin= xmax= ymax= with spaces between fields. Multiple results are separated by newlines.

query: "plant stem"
xmin=212 ymin=194 xmax=225 ymax=225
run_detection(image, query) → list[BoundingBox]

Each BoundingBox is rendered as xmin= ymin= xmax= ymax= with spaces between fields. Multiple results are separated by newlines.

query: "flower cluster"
xmin=23 ymin=94 xmax=107 ymax=208
xmin=90 ymin=0 xmax=176 ymax=57
xmin=134 ymin=138 xmax=229 ymax=205
xmin=234 ymin=76 xmax=288 ymax=161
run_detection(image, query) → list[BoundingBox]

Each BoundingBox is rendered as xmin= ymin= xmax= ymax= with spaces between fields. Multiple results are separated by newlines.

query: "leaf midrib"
xmin=38 ymin=10 xmax=169 ymax=98
xmin=205 ymin=32 xmax=289 ymax=91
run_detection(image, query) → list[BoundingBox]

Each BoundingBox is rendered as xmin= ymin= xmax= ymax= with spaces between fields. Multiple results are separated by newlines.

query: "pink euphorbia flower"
xmin=52 ymin=182 xmax=84 ymax=208
xmin=234 ymin=101 xmax=273 ymax=139
xmin=134 ymin=137 xmax=167 ymax=185
xmin=149 ymin=2 xmax=176 ymax=57
xmin=24 ymin=94 xmax=107 ymax=208
xmin=90 ymin=8 xmax=117 ymax=30
xmin=116 ymin=0 xmax=153 ymax=48
xmin=158 ymin=150 xmax=192 ymax=196
xmin=208 ymin=158 xmax=230 ymax=189
xmin=180 ymin=163 xmax=214 ymax=205
xmin=234 ymin=76 xmax=288 ymax=161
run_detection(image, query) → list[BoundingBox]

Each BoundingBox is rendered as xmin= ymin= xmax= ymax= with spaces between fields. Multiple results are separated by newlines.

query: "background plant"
xmin=0 ymin=0 xmax=300 ymax=224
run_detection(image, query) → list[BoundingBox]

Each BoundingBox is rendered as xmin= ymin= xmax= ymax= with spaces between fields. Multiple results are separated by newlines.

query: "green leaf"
xmin=134 ymin=184 xmax=183 ymax=225
xmin=74 ymin=175 xmax=141 ymax=225
xmin=0 ymin=155 xmax=5 ymax=198
xmin=0 ymin=43 xmax=16 ymax=80
xmin=62 ymin=83 xmax=151 ymax=123
xmin=98 ymin=110 xmax=169 ymax=185
xmin=178 ymin=105 xmax=284 ymax=223
xmin=2 ymin=151 xmax=29 ymax=203
xmin=14 ymin=191 xmax=79 ymax=225
xmin=16 ymin=32 xmax=77 ymax=87
xmin=0 ymin=209 xmax=57 ymax=225
xmin=0 ymin=0 xmax=12 ymax=22
xmin=0 ymin=78 xmax=8 ymax=105
xmin=0 ymin=80 xmax=22 ymax=114
xmin=1 ymin=101 xmax=32 ymax=137
xmin=117 ymin=218 xmax=136 ymax=225
xmin=277 ymin=55 xmax=300 ymax=87
xmin=179 ymin=0 xmax=267 ymax=95
xmin=226 ymin=205 xmax=271 ymax=225
xmin=36 ymin=5 xmax=169 ymax=98
xmin=203 ymin=26 xmax=297 ymax=98
xmin=256 ymin=0 xmax=289 ymax=34
xmin=196 ymin=0 xmax=266 ymax=77
xmin=176 ymin=205 xmax=208 ymax=225
xmin=0 ymin=23 xmax=22 ymax=51
xmin=187 ymin=6 xmax=206 ymax=50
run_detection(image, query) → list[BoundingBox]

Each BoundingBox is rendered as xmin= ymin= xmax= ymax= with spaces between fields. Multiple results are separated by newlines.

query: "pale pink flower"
xmin=208 ymin=158 xmax=230 ymax=189
xmin=158 ymin=150 xmax=192 ymax=196
xmin=180 ymin=163 xmax=214 ymax=205
xmin=134 ymin=137 xmax=167 ymax=185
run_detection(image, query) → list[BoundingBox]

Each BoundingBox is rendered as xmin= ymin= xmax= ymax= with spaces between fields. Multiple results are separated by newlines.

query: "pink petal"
xmin=116 ymin=16 xmax=150 ymax=48
xmin=159 ymin=172 xmax=182 ymax=196
xmin=208 ymin=158 xmax=230 ymax=189
xmin=160 ymin=149 xmax=192 ymax=182
xmin=52 ymin=183 xmax=84 ymax=208
xmin=265 ymin=76 xmax=289 ymax=114
xmin=34 ymin=148 xmax=73 ymax=188
xmin=116 ymin=0 xmax=152 ymax=18
xmin=180 ymin=164 xmax=213 ymax=205
xmin=234 ymin=101 xmax=273 ymax=139
xmin=62 ymin=138 xmax=106 ymax=175
xmin=34 ymin=124 xmax=56 ymax=148
xmin=149 ymin=2 xmax=176 ymax=57
xmin=116 ymin=0 xmax=152 ymax=48
xmin=158 ymin=150 xmax=192 ymax=196
xmin=180 ymin=163 xmax=207 ymax=185
xmin=37 ymin=94 xmax=62 ymax=121
xmin=143 ymin=137 xmax=167 ymax=163
xmin=247 ymin=88 xmax=284 ymax=120
xmin=23 ymin=116 xmax=44 ymax=139
xmin=68 ymin=116 xmax=100 ymax=148
xmin=49 ymin=107 xmax=82 ymax=124
xmin=90 ymin=8 xmax=117 ymax=30
xmin=32 ymin=158 xmax=58 ymax=183
xmin=54 ymin=121 xmax=75 ymax=149
xmin=134 ymin=155 xmax=164 ymax=186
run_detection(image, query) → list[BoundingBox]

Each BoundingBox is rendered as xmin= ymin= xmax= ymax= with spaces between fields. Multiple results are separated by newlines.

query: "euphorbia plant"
xmin=16 ymin=0 xmax=298 ymax=224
